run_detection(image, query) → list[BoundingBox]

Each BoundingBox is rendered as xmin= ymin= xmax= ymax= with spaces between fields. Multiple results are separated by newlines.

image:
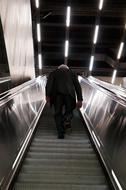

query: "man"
xmin=46 ymin=64 xmax=83 ymax=139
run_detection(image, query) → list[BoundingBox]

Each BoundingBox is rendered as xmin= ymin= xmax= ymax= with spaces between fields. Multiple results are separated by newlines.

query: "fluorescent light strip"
xmin=89 ymin=55 xmax=94 ymax=71
xmin=66 ymin=6 xmax=71 ymax=27
xmin=112 ymin=170 xmax=123 ymax=190
xmin=93 ymin=25 xmax=99 ymax=44
xmin=99 ymin=0 xmax=104 ymax=10
xmin=35 ymin=0 xmax=39 ymax=8
xmin=65 ymin=40 xmax=69 ymax=57
xmin=117 ymin=42 xmax=124 ymax=59
xmin=111 ymin=69 xmax=117 ymax=84
xmin=37 ymin=23 xmax=41 ymax=42
xmin=38 ymin=54 xmax=42 ymax=69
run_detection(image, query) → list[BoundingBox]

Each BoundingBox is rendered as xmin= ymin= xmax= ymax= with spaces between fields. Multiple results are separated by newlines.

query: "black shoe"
xmin=58 ymin=133 xmax=64 ymax=139
xmin=64 ymin=122 xmax=72 ymax=134
xmin=64 ymin=120 xmax=71 ymax=128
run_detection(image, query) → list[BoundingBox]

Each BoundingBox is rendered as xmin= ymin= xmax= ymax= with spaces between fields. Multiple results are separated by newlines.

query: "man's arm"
xmin=46 ymin=72 xmax=54 ymax=102
xmin=72 ymin=73 xmax=83 ymax=108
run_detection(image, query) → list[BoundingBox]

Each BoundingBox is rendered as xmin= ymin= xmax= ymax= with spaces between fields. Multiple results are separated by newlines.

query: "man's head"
xmin=58 ymin=64 xmax=69 ymax=70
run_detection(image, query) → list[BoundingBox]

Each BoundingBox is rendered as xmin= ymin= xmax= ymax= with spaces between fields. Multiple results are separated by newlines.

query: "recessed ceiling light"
xmin=117 ymin=42 xmax=124 ymax=59
xmin=111 ymin=70 xmax=117 ymax=84
xmin=89 ymin=55 xmax=94 ymax=71
xmin=37 ymin=23 xmax=41 ymax=42
xmin=99 ymin=0 xmax=104 ymax=10
xmin=65 ymin=40 xmax=69 ymax=57
xmin=38 ymin=54 xmax=42 ymax=69
xmin=66 ymin=6 xmax=71 ymax=27
xmin=35 ymin=0 xmax=39 ymax=8
xmin=93 ymin=25 xmax=99 ymax=44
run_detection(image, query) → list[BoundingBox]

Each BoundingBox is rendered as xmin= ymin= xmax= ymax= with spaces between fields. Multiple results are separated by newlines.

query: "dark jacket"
xmin=46 ymin=68 xmax=83 ymax=107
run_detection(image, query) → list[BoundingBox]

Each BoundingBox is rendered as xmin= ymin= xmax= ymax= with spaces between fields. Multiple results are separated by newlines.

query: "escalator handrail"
xmin=0 ymin=76 xmax=46 ymax=106
xmin=0 ymin=77 xmax=11 ymax=84
xmin=79 ymin=76 xmax=126 ymax=108
xmin=87 ymin=76 xmax=126 ymax=103
xmin=88 ymin=76 xmax=126 ymax=100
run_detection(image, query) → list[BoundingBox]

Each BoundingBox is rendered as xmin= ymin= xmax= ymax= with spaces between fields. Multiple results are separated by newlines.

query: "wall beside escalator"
xmin=0 ymin=0 xmax=35 ymax=86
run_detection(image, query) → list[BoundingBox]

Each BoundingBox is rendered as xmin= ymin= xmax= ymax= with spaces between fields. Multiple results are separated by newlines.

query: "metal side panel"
xmin=0 ymin=76 xmax=46 ymax=190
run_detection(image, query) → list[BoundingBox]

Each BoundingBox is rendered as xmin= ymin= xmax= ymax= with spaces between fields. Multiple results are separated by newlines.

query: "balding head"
xmin=58 ymin=64 xmax=69 ymax=70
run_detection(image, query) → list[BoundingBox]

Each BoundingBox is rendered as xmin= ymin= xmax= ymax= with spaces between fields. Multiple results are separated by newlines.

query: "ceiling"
xmin=31 ymin=0 xmax=126 ymax=77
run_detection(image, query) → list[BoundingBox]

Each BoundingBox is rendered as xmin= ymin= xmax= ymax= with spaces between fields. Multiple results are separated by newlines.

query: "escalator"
xmin=13 ymin=104 xmax=111 ymax=190
xmin=88 ymin=76 xmax=126 ymax=100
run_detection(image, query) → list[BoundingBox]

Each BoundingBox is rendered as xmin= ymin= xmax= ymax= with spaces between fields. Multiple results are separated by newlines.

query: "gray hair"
xmin=58 ymin=64 xmax=69 ymax=69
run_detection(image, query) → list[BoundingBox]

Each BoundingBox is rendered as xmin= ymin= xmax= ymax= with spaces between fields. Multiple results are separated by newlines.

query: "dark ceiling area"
xmin=31 ymin=0 xmax=126 ymax=77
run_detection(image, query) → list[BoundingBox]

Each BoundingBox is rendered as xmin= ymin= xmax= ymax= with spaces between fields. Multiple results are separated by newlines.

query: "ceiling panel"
xmin=31 ymin=0 xmax=126 ymax=76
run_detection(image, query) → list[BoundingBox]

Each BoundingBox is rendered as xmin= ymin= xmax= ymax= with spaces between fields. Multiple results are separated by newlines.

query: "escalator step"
xmin=27 ymin=151 xmax=97 ymax=158
xmin=24 ymin=157 xmax=101 ymax=167
xmin=14 ymin=183 xmax=110 ymax=190
xmin=21 ymin=165 xmax=104 ymax=175
xmin=29 ymin=144 xmax=92 ymax=151
xmin=13 ymin=105 xmax=110 ymax=190
xmin=17 ymin=173 xmax=107 ymax=184
xmin=31 ymin=142 xmax=91 ymax=148
xmin=32 ymin=138 xmax=91 ymax=143
xmin=27 ymin=150 xmax=96 ymax=157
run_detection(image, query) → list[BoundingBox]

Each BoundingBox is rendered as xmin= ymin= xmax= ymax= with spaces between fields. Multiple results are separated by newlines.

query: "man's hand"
xmin=76 ymin=101 xmax=82 ymax=109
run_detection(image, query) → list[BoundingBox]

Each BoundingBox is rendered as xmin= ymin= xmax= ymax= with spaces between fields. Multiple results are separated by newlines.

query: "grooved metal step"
xmin=17 ymin=173 xmax=106 ymax=184
xmin=26 ymin=152 xmax=97 ymax=159
xmin=14 ymin=183 xmax=110 ymax=190
xmin=13 ymin=104 xmax=111 ymax=190
xmin=29 ymin=144 xmax=92 ymax=151
xmin=21 ymin=165 xmax=104 ymax=175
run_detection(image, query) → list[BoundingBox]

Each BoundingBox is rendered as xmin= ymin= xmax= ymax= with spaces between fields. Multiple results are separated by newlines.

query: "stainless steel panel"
xmin=89 ymin=76 xmax=126 ymax=99
xmin=80 ymin=77 xmax=126 ymax=190
xmin=0 ymin=76 xmax=46 ymax=188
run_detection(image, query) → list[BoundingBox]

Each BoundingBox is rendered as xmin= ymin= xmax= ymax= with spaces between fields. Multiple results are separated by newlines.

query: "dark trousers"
xmin=54 ymin=93 xmax=75 ymax=135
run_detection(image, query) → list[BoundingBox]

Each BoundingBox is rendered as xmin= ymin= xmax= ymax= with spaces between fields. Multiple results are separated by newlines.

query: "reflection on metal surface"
xmin=27 ymin=93 xmax=37 ymax=115
xmin=12 ymin=129 xmax=32 ymax=169
xmin=92 ymin=131 xmax=100 ymax=148
xmin=0 ymin=76 xmax=46 ymax=188
xmin=111 ymin=170 xmax=122 ymax=190
xmin=88 ymin=76 xmax=126 ymax=99
xmin=78 ymin=76 xmax=83 ymax=83
xmin=0 ymin=79 xmax=11 ymax=94
xmin=80 ymin=77 xmax=126 ymax=189
xmin=0 ymin=178 xmax=4 ymax=186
